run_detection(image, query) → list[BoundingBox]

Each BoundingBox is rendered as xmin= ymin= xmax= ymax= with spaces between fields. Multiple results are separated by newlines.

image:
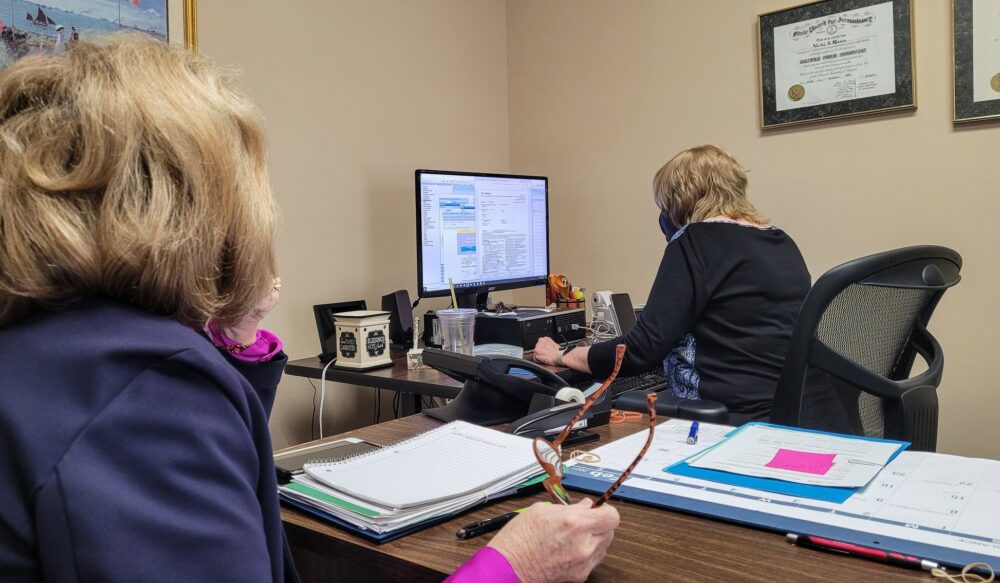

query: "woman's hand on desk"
xmin=532 ymin=337 xmax=562 ymax=366
xmin=533 ymin=337 xmax=592 ymax=374
xmin=487 ymin=499 xmax=619 ymax=583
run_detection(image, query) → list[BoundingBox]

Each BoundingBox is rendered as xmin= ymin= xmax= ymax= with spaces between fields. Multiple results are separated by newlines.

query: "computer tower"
xmin=473 ymin=307 xmax=586 ymax=350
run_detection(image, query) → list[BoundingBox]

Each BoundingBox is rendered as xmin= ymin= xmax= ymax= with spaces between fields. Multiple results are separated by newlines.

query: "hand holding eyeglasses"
xmin=486 ymin=344 xmax=650 ymax=583
xmin=487 ymin=499 xmax=620 ymax=583
xmin=534 ymin=344 xmax=658 ymax=507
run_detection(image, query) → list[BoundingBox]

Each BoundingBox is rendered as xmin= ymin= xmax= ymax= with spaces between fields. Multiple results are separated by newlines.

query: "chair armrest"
xmin=613 ymin=392 xmax=730 ymax=424
xmin=677 ymin=399 xmax=730 ymax=424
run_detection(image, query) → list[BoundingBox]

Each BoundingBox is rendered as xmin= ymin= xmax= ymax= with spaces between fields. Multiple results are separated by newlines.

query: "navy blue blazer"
xmin=0 ymin=298 xmax=299 ymax=582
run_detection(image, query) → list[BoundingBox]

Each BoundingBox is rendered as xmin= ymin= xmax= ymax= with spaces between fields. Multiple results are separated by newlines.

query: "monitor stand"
xmin=456 ymin=291 xmax=490 ymax=312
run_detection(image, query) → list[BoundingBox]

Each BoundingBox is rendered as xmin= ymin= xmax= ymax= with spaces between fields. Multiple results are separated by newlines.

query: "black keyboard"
xmin=575 ymin=371 xmax=669 ymax=397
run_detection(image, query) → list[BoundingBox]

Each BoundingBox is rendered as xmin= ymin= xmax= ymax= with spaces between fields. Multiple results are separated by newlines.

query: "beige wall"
xmin=198 ymin=1 xmax=511 ymax=448
xmin=197 ymin=0 xmax=997 ymax=458
xmin=507 ymin=0 xmax=999 ymax=458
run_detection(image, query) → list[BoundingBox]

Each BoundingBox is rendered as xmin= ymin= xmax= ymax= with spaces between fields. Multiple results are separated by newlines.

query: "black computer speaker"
xmin=313 ymin=300 xmax=367 ymax=362
xmin=381 ymin=289 xmax=414 ymax=348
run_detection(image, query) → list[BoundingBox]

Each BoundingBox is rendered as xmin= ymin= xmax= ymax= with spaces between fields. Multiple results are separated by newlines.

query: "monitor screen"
xmin=416 ymin=170 xmax=549 ymax=298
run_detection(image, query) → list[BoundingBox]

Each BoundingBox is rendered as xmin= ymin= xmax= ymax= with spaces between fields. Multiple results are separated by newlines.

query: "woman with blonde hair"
xmin=535 ymin=145 xmax=812 ymax=423
xmin=0 ymin=36 xmax=618 ymax=582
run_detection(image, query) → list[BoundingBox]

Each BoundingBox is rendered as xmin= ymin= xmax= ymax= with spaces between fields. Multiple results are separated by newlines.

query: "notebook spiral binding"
xmin=299 ymin=441 xmax=385 ymax=466
xmin=305 ymin=451 xmax=374 ymax=465
xmin=302 ymin=424 xmax=452 ymax=468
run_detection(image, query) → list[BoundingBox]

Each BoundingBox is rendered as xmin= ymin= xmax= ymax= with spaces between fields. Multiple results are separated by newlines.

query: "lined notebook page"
xmin=303 ymin=421 xmax=537 ymax=510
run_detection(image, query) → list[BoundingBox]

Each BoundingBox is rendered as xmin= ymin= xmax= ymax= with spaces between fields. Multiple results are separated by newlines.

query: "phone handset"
xmin=478 ymin=356 xmax=586 ymax=404
xmin=475 ymin=356 xmax=565 ymax=401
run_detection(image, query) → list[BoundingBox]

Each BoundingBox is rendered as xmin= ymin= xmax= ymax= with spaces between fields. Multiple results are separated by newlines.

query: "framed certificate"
xmin=955 ymin=0 xmax=1000 ymax=122
xmin=758 ymin=0 xmax=915 ymax=129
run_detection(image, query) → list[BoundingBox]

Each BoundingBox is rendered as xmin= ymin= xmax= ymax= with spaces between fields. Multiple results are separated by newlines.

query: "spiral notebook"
xmin=273 ymin=438 xmax=382 ymax=483
xmin=280 ymin=421 xmax=542 ymax=539
xmin=303 ymin=421 xmax=539 ymax=510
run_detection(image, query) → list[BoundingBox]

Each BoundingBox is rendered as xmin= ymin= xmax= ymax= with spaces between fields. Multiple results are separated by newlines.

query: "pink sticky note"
xmin=765 ymin=449 xmax=837 ymax=475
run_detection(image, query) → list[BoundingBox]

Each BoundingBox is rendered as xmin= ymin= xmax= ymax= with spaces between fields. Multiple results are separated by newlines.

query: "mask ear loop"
xmin=930 ymin=562 xmax=995 ymax=583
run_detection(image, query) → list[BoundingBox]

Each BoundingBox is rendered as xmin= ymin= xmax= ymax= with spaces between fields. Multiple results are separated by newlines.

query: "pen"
xmin=456 ymin=508 xmax=527 ymax=540
xmin=686 ymin=421 xmax=699 ymax=445
xmin=787 ymin=533 xmax=938 ymax=571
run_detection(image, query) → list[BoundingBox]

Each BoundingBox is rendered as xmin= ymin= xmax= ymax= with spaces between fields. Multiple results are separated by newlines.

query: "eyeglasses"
xmin=532 ymin=344 xmax=657 ymax=507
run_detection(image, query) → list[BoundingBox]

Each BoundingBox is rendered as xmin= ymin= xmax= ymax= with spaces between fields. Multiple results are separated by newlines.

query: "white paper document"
xmin=973 ymin=0 xmax=1000 ymax=103
xmin=773 ymin=1 xmax=896 ymax=111
xmin=685 ymin=424 xmax=903 ymax=488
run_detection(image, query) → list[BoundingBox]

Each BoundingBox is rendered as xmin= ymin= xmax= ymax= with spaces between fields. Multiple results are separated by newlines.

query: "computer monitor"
xmin=415 ymin=170 xmax=549 ymax=308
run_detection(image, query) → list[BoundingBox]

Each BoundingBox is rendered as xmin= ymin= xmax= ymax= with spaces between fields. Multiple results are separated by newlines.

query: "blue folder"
xmin=663 ymin=422 xmax=910 ymax=504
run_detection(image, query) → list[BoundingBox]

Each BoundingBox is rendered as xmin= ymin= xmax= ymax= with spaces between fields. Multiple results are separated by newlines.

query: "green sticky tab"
xmin=518 ymin=472 xmax=548 ymax=487
xmin=284 ymin=482 xmax=380 ymax=518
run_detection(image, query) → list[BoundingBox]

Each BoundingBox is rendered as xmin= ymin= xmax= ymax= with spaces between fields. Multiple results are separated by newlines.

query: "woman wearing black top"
xmin=534 ymin=145 xmax=811 ymax=424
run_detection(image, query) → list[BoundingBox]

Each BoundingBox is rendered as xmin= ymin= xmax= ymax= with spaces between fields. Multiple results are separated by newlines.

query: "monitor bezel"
xmin=415 ymin=169 xmax=550 ymax=300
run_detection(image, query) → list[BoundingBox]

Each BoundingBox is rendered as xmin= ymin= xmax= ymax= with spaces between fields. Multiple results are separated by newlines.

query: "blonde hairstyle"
xmin=0 ymin=34 xmax=276 ymax=327
xmin=652 ymin=145 xmax=767 ymax=227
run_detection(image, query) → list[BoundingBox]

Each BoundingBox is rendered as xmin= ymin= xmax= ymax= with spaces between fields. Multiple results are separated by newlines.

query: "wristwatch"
xmin=556 ymin=345 xmax=577 ymax=367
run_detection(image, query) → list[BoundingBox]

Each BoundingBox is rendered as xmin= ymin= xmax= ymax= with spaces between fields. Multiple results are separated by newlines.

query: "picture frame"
xmin=758 ymin=0 xmax=915 ymax=129
xmin=954 ymin=0 xmax=1000 ymax=122
xmin=0 ymin=0 xmax=196 ymax=70
xmin=171 ymin=0 xmax=197 ymax=49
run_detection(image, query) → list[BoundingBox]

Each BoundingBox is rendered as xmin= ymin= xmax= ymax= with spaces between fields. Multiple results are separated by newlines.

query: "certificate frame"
xmin=954 ymin=0 xmax=1000 ymax=122
xmin=758 ymin=0 xmax=915 ymax=129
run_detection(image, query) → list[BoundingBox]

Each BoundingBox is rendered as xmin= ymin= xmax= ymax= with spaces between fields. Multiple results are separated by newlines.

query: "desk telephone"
xmin=422 ymin=348 xmax=610 ymax=437
xmin=592 ymin=290 xmax=638 ymax=336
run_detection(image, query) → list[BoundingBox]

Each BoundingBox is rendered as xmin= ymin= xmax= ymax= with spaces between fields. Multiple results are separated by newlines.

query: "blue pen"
xmin=686 ymin=421 xmax=699 ymax=445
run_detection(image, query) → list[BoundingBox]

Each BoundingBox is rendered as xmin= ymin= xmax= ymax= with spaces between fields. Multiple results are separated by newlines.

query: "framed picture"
xmin=954 ymin=0 xmax=1000 ymax=122
xmin=0 ymin=0 xmax=196 ymax=70
xmin=758 ymin=0 xmax=915 ymax=129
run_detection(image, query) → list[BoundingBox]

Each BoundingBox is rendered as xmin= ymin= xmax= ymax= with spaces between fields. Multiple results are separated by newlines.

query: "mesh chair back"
xmin=815 ymin=284 xmax=935 ymax=438
xmin=771 ymin=246 xmax=961 ymax=451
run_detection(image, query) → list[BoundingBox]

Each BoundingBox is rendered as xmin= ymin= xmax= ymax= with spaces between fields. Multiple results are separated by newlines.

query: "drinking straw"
xmin=448 ymin=278 xmax=467 ymax=349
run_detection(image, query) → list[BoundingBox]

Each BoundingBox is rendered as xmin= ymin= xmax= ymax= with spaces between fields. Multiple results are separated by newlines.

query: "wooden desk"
xmin=281 ymin=416 xmax=933 ymax=583
xmin=284 ymin=352 xmax=590 ymax=416
xmin=286 ymin=353 xmax=464 ymax=399
xmin=284 ymin=352 xmax=463 ymax=416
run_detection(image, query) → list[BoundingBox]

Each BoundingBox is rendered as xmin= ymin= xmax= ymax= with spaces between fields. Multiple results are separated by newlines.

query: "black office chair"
xmin=770 ymin=245 xmax=961 ymax=452
xmin=615 ymin=246 xmax=961 ymax=452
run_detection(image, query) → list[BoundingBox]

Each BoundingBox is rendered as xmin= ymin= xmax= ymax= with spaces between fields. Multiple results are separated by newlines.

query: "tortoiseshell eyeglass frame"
xmin=532 ymin=344 xmax=658 ymax=507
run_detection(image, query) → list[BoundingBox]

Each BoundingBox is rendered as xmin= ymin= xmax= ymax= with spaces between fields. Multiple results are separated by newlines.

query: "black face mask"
xmin=659 ymin=213 xmax=681 ymax=242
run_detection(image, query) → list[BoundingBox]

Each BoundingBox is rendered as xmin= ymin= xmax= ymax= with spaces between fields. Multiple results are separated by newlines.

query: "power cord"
xmin=306 ymin=378 xmax=319 ymax=440
xmin=318 ymin=357 xmax=338 ymax=438
xmin=572 ymin=320 xmax=615 ymax=342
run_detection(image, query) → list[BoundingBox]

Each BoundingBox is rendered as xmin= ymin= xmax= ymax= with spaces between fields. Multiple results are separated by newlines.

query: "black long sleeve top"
xmin=588 ymin=222 xmax=811 ymax=423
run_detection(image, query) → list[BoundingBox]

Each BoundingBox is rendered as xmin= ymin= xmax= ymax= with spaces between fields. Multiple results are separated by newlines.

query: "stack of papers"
xmin=666 ymin=422 xmax=909 ymax=503
xmin=279 ymin=421 xmax=542 ymax=541
xmin=473 ymin=343 xmax=525 ymax=358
